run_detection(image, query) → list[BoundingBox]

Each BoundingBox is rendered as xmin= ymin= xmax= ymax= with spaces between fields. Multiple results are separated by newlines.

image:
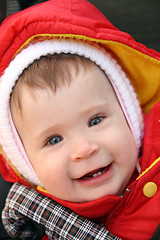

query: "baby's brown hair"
xmin=11 ymin=54 xmax=94 ymax=111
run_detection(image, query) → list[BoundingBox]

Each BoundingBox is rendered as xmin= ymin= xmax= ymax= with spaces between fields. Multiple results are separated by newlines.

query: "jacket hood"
xmin=0 ymin=0 xmax=159 ymax=112
xmin=0 ymin=0 xmax=160 ymax=185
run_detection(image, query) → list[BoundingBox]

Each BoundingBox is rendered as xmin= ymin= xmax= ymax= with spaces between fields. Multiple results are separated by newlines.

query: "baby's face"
xmin=12 ymin=64 xmax=138 ymax=202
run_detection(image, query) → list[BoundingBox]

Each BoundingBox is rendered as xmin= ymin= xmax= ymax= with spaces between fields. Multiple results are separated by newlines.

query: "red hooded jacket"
xmin=0 ymin=0 xmax=160 ymax=239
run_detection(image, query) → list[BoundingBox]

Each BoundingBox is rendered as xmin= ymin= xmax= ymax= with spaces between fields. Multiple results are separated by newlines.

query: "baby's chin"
xmin=67 ymin=189 xmax=121 ymax=203
xmin=75 ymin=184 xmax=128 ymax=203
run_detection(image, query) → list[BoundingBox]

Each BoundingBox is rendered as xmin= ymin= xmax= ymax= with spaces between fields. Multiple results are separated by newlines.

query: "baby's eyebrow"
xmin=80 ymin=102 xmax=110 ymax=116
xmin=34 ymin=123 xmax=63 ymax=142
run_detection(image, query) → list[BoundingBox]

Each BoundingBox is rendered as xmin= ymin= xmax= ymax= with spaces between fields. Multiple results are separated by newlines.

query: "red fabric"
xmin=0 ymin=0 xmax=159 ymax=78
xmin=0 ymin=1 xmax=160 ymax=239
xmin=37 ymin=102 xmax=160 ymax=240
xmin=37 ymin=187 xmax=121 ymax=220
xmin=141 ymin=102 xmax=160 ymax=172
xmin=41 ymin=235 xmax=49 ymax=240
xmin=0 ymin=154 xmax=31 ymax=188
xmin=0 ymin=0 xmax=160 ymax=186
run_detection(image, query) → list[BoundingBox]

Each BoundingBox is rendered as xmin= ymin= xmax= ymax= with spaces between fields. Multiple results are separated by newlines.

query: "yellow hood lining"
xmin=14 ymin=33 xmax=160 ymax=114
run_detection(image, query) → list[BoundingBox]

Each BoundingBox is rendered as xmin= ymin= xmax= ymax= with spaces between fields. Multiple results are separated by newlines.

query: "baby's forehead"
xmin=10 ymin=54 xmax=104 ymax=108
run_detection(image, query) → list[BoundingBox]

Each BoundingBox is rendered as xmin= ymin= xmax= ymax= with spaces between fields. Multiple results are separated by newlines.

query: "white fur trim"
xmin=0 ymin=39 xmax=144 ymax=185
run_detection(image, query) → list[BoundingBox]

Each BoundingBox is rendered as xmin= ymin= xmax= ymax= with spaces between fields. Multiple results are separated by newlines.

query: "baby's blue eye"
xmin=89 ymin=116 xmax=104 ymax=127
xmin=48 ymin=136 xmax=63 ymax=145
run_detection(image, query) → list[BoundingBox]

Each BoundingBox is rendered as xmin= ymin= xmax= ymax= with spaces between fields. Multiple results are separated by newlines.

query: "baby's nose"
xmin=71 ymin=138 xmax=98 ymax=161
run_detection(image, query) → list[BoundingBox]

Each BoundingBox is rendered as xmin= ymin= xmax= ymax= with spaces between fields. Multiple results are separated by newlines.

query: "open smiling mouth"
xmin=75 ymin=163 xmax=113 ymax=186
xmin=79 ymin=163 xmax=112 ymax=181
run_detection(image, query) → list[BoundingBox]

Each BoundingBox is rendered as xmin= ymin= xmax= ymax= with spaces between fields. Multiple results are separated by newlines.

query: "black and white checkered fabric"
xmin=2 ymin=182 xmax=121 ymax=240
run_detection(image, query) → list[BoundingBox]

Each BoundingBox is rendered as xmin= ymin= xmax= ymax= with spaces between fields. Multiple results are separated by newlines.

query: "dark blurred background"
xmin=0 ymin=0 xmax=160 ymax=239
xmin=89 ymin=0 xmax=160 ymax=52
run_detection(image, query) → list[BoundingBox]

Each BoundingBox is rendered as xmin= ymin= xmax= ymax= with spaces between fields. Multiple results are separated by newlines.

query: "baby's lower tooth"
xmin=93 ymin=171 xmax=102 ymax=177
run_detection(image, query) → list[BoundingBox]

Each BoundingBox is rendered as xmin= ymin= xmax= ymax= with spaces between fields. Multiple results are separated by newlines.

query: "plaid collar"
xmin=2 ymin=182 xmax=121 ymax=240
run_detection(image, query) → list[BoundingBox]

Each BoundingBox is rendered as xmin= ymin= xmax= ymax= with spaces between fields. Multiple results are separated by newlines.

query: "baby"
xmin=1 ymin=39 xmax=144 ymax=240
xmin=10 ymin=52 xmax=139 ymax=203
xmin=0 ymin=0 xmax=160 ymax=239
